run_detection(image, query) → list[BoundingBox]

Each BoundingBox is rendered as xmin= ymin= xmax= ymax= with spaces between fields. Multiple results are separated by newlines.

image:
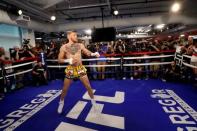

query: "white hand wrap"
xmin=91 ymin=52 xmax=100 ymax=57
xmin=64 ymin=58 xmax=73 ymax=65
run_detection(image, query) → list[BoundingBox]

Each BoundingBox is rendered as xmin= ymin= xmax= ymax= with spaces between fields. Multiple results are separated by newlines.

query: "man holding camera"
xmin=32 ymin=60 xmax=47 ymax=86
xmin=18 ymin=45 xmax=35 ymax=60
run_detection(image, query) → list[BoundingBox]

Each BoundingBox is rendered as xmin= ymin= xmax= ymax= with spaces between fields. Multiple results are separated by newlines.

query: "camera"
xmin=23 ymin=39 xmax=30 ymax=45
xmin=22 ymin=39 xmax=31 ymax=50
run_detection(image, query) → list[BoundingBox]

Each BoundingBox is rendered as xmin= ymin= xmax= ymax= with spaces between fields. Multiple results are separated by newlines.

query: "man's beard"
xmin=71 ymin=38 xmax=78 ymax=43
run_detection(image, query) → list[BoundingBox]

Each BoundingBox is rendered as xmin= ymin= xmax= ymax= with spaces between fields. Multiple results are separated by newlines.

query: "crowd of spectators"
xmin=0 ymin=36 xmax=196 ymax=98
xmin=86 ymin=38 xmax=196 ymax=82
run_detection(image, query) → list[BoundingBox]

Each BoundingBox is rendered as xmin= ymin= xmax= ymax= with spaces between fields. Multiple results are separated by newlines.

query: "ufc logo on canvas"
xmin=55 ymin=90 xmax=125 ymax=130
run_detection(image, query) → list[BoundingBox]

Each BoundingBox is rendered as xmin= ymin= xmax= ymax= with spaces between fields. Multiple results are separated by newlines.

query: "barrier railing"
xmin=0 ymin=50 xmax=196 ymax=87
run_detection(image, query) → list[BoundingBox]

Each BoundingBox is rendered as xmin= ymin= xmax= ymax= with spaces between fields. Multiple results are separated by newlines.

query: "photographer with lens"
xmin=18 ymin=45 xmax=35 ymax=60
xmin=32 ymin=59 xmax=47 ymax=86
xmin=14 ymin=39 xmax=35 ymax=88
xmin=10 ymin=46 xmax=20 ymax=61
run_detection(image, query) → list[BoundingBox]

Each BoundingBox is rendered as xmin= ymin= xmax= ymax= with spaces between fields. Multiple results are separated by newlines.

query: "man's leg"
xmin=60 ymin=78 xmax=72 ymax=100
xmin=57 ymin=78 xmax=72 ymax=114
xmin=79 ymin=75 xmax=94 ymax=99
xmin=79 ymin=75 xmax=96 ymax=106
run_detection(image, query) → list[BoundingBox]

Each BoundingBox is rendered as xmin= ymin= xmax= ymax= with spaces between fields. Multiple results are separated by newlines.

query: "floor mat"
xmin=0 ymin=79 xmax=197 ymax=131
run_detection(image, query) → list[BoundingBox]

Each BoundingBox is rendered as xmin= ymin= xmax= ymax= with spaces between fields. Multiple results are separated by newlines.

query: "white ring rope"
xmin=47 ymin=64 xmax=120 ymax=68
xmin=0 ymin=54 xmax=196 ymax=80
xmin=85 ymin=64 xmax=120 ymax=67
xmin=47 ymin=65 xmax=66 ymax=68
xmin=5 ymin=61 xmax=36 ymax=70
xmin=46 ymin=57 xmax=121 ymax=62
xmin=123 ymin=62 xmax=173 ymax=67
xmin=46 ymin=55 xmax=173 ymax=62
xmin=0 ymin=61 xmax=36 ymax=71
xmin=182 ymin=62 xmax=197 ymax=69
xmin=47 ymin=62 xmax=173 ymax=68
xmin=183 ymin=55 xmax=192 ymax=59
xmin=0 ymin=69 xmax=33 ymax=79
xmin=123 ymin=55 xmax=174 ymax=60
xmin=82 ymin=57 xmax=120 ymax=61
xmin=175 ymin=53 xmax=197 ymax=68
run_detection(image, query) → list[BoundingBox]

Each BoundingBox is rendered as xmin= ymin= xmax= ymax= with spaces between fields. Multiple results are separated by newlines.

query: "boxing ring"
xmin=0 ymin=51 xmax=197 ymax=131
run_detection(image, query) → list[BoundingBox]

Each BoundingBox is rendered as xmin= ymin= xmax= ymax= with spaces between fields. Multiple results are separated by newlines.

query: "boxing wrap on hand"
xmin=91 ymin=52 xmax=100 ymax=57
xmin=64 ymin=58 xmax=73 ymax=65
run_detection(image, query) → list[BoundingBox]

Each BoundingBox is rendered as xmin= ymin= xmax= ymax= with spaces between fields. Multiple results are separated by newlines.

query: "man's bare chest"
xmin=66 ymin=44 xmax=81 ymax=55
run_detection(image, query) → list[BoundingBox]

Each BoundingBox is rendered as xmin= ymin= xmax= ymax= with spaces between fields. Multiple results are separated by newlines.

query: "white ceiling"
xmin=0 ymin=0 xmax=197 ymax=33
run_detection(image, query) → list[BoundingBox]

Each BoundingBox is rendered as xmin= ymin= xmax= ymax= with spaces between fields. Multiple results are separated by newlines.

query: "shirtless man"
xmin=57 ymin=31 xmax=100 ymax=114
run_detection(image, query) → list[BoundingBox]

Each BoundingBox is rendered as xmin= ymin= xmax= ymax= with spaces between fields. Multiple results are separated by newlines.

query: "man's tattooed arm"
xmin=81 ymin=44 xmax=92 ymax=56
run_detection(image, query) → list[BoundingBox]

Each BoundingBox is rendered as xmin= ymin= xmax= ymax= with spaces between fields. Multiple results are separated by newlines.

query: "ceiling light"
xmin=18 ymin=10 xmax=23 ymax=15
xmin=171 ymin=2 xmax=181 ymax=13
xmin=113 ymin=10 xmax=119 ymax=15
xmin=36 ymin=38 xmax=42 ymax=40
xmin=85 ymin=29 xmax=92 ymax=35
xmin=137 ymin=28 xmax=143 ymax=32
xmin=51 ymin=15 xmax=56 ymax=21
xmin=156 ymin=24 xmax=165 ymax=29
xmin=145 ymin=29 xmax=151 ymax=32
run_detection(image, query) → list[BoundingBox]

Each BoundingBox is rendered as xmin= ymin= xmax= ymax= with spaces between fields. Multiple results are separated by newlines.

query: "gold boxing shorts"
xmin=65 ymin=65 xmax=87 ymax=79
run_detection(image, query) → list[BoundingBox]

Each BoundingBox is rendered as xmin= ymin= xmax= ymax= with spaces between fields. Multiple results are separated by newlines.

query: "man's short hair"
xmin=67 ymin=30 xmax=77 ymax=36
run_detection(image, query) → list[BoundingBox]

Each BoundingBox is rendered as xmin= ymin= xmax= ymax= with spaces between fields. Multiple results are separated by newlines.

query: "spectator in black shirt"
xmin=114 ymin=40 xmax=126 ymax=54
xmin=32 ymin=60 xmax=47 ymax=86
xmin=46 ymin=42 xmax=58 ymax=59
xmin=18 ymin=45 xmax=35 ymax=60
xmin=10 ymin=46 xmax=20 ymax=61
